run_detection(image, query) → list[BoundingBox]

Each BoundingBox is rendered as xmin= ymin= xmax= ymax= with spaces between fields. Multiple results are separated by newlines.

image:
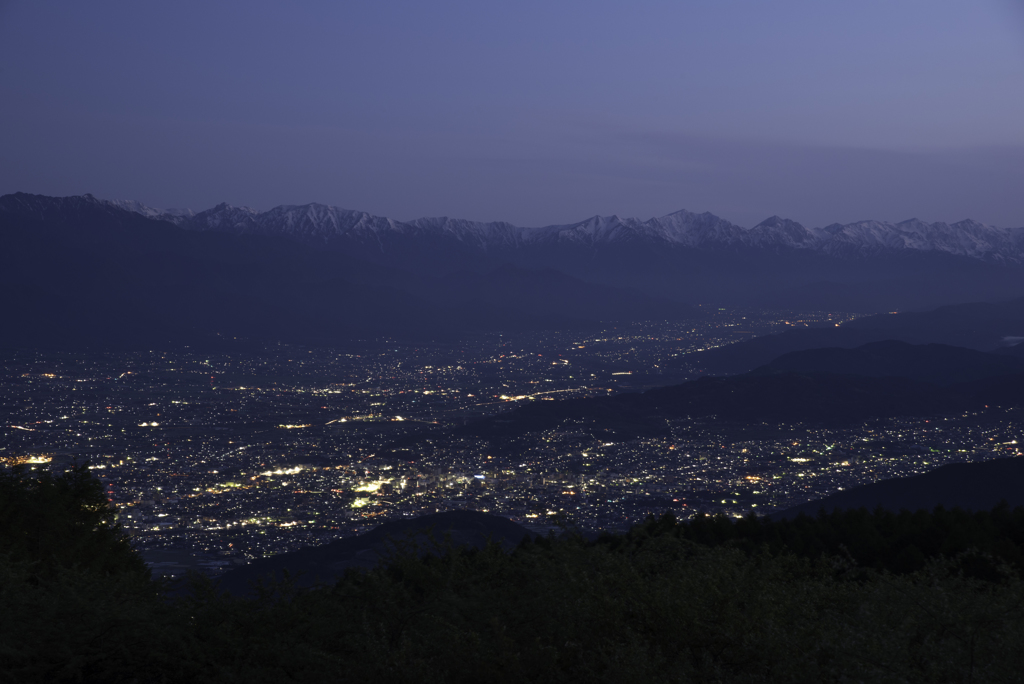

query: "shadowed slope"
xmin=214 ymin=511 xmax=534 ymax=596
xmin=770 ymin=457 xmax=1024 ymax=520
xmin=751 ymin=340 xmax=1024 ymax=386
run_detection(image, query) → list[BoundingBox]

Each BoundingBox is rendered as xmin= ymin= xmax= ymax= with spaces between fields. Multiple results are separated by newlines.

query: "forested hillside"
xmin=5 ymin=465 xmax=1024 ymax=682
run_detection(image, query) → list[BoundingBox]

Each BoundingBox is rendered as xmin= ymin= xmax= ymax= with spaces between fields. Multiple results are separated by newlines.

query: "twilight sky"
xmin=2 ymin=1 xmax=1023 ymax=228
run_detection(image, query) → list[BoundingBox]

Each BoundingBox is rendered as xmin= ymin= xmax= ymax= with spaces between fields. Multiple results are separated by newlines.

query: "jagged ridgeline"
xmin=4 ymin=192 xmax=1024 ymax=349
xmin=106 ymin=194 xmax=1024 ymax=311
xmin=105 ymin=193 xmax=1024 ymax=311
xmin=8 ymin=461 xmax=1024 ymax=682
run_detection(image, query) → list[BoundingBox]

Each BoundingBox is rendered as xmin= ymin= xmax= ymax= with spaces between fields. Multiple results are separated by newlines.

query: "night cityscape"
xmin=5 ymin=310 xmax=1021 ymax=578
xmin=4 ymin=3 xmax=1024 ymax=680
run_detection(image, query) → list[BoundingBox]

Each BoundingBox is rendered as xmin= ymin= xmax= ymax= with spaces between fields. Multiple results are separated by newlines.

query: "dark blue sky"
xmin=2 ymin=1 xmax=1023 ymax=227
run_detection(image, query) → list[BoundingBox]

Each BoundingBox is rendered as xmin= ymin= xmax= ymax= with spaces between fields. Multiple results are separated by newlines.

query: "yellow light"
xmin=260 ymin=466 xmax=303 ymax=477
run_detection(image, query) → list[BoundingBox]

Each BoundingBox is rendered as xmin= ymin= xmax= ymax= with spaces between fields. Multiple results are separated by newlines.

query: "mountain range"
xmin=113 ymin=197 xmax=1024 ymax=262
xmin=4 ymin=192 xmax=1024 ymax=349
xmin=105 ymin=195 xmax=1024 ymax=312
xmin=0 ymin=193 xmax=684 ymax=348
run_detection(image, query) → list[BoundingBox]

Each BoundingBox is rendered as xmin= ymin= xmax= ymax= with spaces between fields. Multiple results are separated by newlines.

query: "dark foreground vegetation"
xmin=5 ymin=466 xmax=1024 ymax=682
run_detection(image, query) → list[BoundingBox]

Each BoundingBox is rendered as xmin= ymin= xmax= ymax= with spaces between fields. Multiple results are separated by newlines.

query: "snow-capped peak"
xmin=100 ymin=195 xmax=1024 ymax=262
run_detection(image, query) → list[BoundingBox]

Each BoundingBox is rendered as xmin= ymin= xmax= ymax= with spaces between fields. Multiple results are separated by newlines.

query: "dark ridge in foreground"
xmin=770 ymin=456 xmax=1024 ymax=520
xmin=214 ymin=511 xmax=533 ymax=597
xmin=13 ymin=461 xmax=1024 ymax=682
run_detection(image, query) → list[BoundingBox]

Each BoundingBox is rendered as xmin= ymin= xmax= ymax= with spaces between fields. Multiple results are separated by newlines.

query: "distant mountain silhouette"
xmin=847 ymin=297 xmax=1024 ymax=348
xmin=460 ymin=373 xmax=1024 ymax=441
xmin=684 ymin=298 xmax=1024 ymax=376
xmin=995 ymin=340 xmax=1024 ymax=357
xmin=455 ymin=341 xmax=1024 ymax=440
xmin=214 ymin=511 xmax=533 ymax=597
xmin=770 ymin=457 xmax=1024 ymax=520
xmin=681 ymin=327 xmax=890 ymax=376
xmin=751 ymin=340 xmax=1024 ymax=386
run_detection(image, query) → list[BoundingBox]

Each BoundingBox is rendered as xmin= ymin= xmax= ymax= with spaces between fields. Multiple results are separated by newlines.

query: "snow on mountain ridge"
xmin=106 ymin=199 xmax=195 ymax=220
xmin=405 ymin=216 xmax=526 ymax=249
xmin=816 ymin=218 xmax=1024 ymax=259
xmin=107 ymin=199 xmax=168 ymax=219
xmin=103 ymin=196 xmax=1024 ymax=262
